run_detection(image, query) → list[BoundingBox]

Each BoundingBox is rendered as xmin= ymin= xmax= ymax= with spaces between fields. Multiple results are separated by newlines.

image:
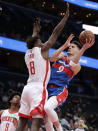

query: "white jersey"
xmin=1 ymin=109 xmax=19 ymax=131
xmin=75 ymin=128 xmax=85 ymax=131
xmin=25 ymin=47 xmax=50 ymax=87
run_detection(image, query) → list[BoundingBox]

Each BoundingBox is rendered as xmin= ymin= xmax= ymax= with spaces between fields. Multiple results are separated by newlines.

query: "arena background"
xmin=0 ymin=0 xmax=98 ymax=130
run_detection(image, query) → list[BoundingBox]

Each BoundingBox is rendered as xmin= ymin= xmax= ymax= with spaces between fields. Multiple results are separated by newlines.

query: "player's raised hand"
xmin=33 ymin=18 xmax=41 ymax=36
xmin=65 ymin=2 xmax=69 ymax=18
xmin=83 ymin=38 xmax=95 ymax=49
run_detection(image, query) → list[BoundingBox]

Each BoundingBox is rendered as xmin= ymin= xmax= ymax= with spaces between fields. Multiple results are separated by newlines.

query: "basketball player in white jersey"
xmin=0 ymin=92 xmax=21 ymax=131
xmin=16 ymin=3 xmax=69 ymax=131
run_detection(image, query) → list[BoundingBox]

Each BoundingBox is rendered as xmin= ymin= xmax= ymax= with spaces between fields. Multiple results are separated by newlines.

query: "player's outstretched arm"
xmin=72 ymin=38 xmax=95 ymax=64
xmin=42 ymin=3 xmax=69 ymax=51
xmin=49 ymin=34 xmax=74 ymax=62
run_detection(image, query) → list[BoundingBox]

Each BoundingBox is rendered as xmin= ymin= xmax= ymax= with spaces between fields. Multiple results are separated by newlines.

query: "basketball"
xmin=79 ymin=30 xmax=95 ymax=45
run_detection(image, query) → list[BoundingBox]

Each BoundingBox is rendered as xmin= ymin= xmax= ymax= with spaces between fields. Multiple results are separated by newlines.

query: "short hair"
xmin=26 ymin=36 xmax=40 ymax=49
xmin=8 ymin=91 xmax=21 ymax=102
xmin=71 ymin=40 xmax=82 ymax=49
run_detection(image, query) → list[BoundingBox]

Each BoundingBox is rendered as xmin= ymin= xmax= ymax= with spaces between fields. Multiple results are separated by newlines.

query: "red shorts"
xmin=56 ymin=88 xmax=68 ymax=105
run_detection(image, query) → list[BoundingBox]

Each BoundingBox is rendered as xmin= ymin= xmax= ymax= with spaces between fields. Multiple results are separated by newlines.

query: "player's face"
xmin=10 ymin=95 xmax=20 ymax=104
xmin=67 ymin=43 xmax=80 ymax=56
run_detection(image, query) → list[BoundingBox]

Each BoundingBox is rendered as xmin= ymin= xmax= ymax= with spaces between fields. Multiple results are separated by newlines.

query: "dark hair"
xmin=71 ymin=40 xmax=82 ymax=49
xmin=8 ymin=91 xmax=21 ymax=102
xmin=26 ymin=36 xmax=40 ymax=49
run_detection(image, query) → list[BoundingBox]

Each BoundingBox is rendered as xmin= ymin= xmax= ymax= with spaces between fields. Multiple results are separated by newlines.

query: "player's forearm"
xmin=52 ymin=3 xmax=69 ymax=37
xmin=46 ymin=15 xmax=69 ymax=49
xmin=53 ymin=15 xmax=68 ymax=37
xmin=42 ymin=3 xmax=69 ymax=51
xmin=72 ymin=46 xmax=87 ymax=64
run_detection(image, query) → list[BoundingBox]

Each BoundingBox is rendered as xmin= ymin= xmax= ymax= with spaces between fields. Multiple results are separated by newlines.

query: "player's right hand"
xmin=83 ymin=38 xmax=95 ymax=49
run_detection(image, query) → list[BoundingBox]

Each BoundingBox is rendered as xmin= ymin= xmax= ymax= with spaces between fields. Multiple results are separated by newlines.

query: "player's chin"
xmin=13 ymin=100 xmax=19 ymax=104
xmin=12 ymin=102 xmax=18 ymax=104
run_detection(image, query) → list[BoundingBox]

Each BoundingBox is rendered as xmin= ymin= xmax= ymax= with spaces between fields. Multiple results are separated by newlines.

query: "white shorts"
xmin=19 ymin=82 xmax=48 ymax=119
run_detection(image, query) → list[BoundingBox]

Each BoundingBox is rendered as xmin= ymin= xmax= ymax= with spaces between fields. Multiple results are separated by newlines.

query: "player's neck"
xmin=9 ymin=106 xmax=19 ymax=113
xmin=67 ymin=55 xmax=73 ymax=60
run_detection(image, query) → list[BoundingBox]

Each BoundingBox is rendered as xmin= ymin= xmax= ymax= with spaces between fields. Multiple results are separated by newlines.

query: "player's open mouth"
xmin=67 ymin=51 xmax=71 ymax=54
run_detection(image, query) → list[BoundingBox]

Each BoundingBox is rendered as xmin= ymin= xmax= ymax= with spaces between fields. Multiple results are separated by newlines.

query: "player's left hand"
xmin=65 ymin=2 xmax=69 ymax=18
xmin=83 ymin=38 xmax=95 ymax=49
xmin=33 ymin=18 xmax=41 ymax=34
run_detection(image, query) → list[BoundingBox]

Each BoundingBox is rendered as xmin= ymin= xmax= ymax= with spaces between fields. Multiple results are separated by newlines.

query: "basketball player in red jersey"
xmin=0 ymin=92 xmax=21 ymax=131
xmin=16 ymin=3 xmax=69 ymax=131
xmin=44 ymin=36 xmax=95 ymax=131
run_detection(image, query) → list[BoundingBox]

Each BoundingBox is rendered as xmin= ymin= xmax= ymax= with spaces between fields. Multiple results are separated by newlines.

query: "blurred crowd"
xmin=0 ymin=1 xmax=84 ymax=51
xmin=59 ymin=95 xmax=98 ymax=131
xmin=0 ymin=5 xmax=65 ymax=49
